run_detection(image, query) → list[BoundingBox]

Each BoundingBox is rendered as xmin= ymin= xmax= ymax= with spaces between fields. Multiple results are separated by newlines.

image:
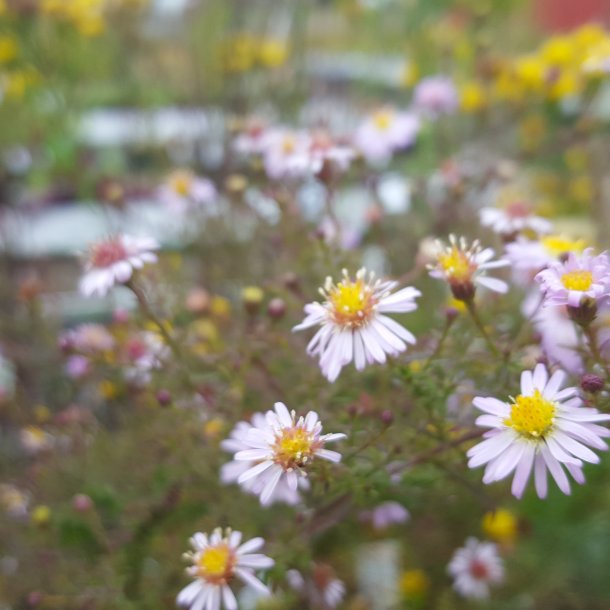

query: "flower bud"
xmin=242 ymin=286 xmax=264 ymax=315
xmin=267 ymin=298 xmax=286 ymax=320
xmin=156 ymin=389 xmax=172 ymax=407
xmin=72 ymin=494 xmax=94 ymax=513
xmin=581 ymin=373 xmax=605 ymax=394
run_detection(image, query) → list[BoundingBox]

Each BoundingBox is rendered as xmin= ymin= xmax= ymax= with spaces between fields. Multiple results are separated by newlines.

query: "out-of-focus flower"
xmin=62 ymin=323 xmax=115 ymax=354
xmin=0 ymin=35 xmax=18 ymax=64
xmin=31 ymin=505 xmax=52 ymax=527
xmin=158 ymin=170 xmax=218 ymax=216
xmin=482 ymin=509 xmax=518 ymax=545
xmin=535 ymin=249 xmax=610 ymax=309
xmin=79 ymin=234 xmax=159 ymax=297
xmin=468 ymin=363 xmax=610 ymax=498
xmin=186 ymin=288 xmax=211 ymax=314
xmin=177 ymin=528 xmax=273 ymax=610
xmin=360 ymin=501 xmax=410 ymax=530
xmin=447 ymin=538 xmax=504 ymax=599
xmin=413 ymin=75 xmax=459 ymax=118
xmin=226 ymin=402 xmax=345 ymax=506
xmin=289 ymin=130 xmax=356 ymax=179
xmin=293 ymin=268 xmax=420 ymax=382
xmin=20 ymin=426 xmax=54 ymax=455
xmin=428 ymin=235 xmax=509 ymax=301
xmin=354 ymin=107 xmax=419 ymax=165
xmin=287 ymin=564 xmax=345 ymax=609
xmin=0 ymin=484 xmax=30 ymax=519
xmin=242 ymin=286 xmax=264 ymax=315
xmin=233 ymin=118 xmax=269 ymax=157
xmin=479 ymin=189 xmax=551 ymax=238
xmin=72 ymin=494 xmax=94 ymax=513
xmin=123 ymin=331 xmax=167 ymax=383
xmin=262 ymin=128 xmax=311 ymax=180
xmin=505 ymin=234 xmax=587 ymax=279
xmin=399 ymin=569 xmax=430 ymax=599
xmin=460 ymin=81 xmax=486 ymax=113
xmin=221 ymin=414 xmax=305 ymax=505
xmin=65 ymin=355 xmax=91 ymax=379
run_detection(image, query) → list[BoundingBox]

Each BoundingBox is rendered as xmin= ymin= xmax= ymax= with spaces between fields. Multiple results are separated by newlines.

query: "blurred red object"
xmin=535 ymin=0 xmax=610 ymax=32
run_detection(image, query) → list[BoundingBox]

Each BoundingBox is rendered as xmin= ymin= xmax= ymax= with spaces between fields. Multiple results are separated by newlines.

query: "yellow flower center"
xmin=197 ymin=545 xmax=234 ymax=582
xmin=541 ymin=235 xmax=586 ymax=257
xmin=561 ymin=270 xmax=593 ymax=291
xmin=373 ymin=110 xmax=393 ymax=131
xmin=170 ymin=172 xmax=193 ymax=197
xmin=273 ymin=426 xmax=316 ymax=469
xmin=328 ymin=279 xmax=375 ymax=327
xmin=438 ymin=248 xmax=473 ymax=281
xmin=504 ymin=390 xmax=555 ymax=439
xmin=282 ymin=136 xmax=296 ymax=154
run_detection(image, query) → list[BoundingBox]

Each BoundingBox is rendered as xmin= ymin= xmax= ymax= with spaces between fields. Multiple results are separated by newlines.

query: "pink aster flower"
xmin=62 ymin=323 xmax=115 ymax=354
xmin=428 ymin=235 xmax=509 ymax=301
xmin=293 ymin=268 xmax=420 ymax=382
xmin=220 ymin=415 xmax=305 ymax=506
xmin=177 ymin=528 xmax=273 ymax=610
xmin=447 ymin=538 xmax=504 ymax=600
xmin=354 ymin=107 xmax=420 ymax=165
xmin=413 ymin=75 xmax=459 ymax=119
xmin=479 ymin=203 xmax=551 ymax=238
xmin=227 ymin=402 xmax=345 ymax=506
xmin=79 ymin=234 xmax=159 ymax=298
xmin=535 ymin=248 xmax=610 ymax=308
xmin=468 ymin=363 xmax=610 ymax=499
xmin=158 ymin=169 xmax=217 ymax=216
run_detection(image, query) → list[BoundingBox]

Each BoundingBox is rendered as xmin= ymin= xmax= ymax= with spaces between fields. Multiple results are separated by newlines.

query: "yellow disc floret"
xmin=373 ymin=110 xmax=393 ymax=131
xmin=327 ymin=274 xmax=376 ymax=327
xmin=273 ymin=426 xmax=316 ymax=469
xmin=169 ymin=171 xmax=193 ymax=197
xmin=561 ymin=270 xmax=593 ymax=291
xmin=197 ymin=544 xmax=234 ymax=582
xmin=438 ymin=247 xmax=473 ymax=282
xmin=504 ymin=390 xmax=555 ymax=439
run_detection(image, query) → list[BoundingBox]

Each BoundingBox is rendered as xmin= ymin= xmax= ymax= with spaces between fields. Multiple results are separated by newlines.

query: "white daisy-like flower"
xmin=479 ymin=204 xmax=551 ymax=237
xmin=228 ymin=402 xmax=346 ymax=506
xmin=428 ymin=235 xmax=509 ymax=301
xmin=447 ymin=537 xmax=504 ymax=600
xmin=79 ymin=234 xmax=159 ymax=298
xmin=177 ymin=528 xmax=273 ymax=610
xmin=262 ymin=128 xmax=311 ymax=180
xmin=354 ymin=107 xmax=420 ymax=165
xmin=220 ymin=415 xmax=306 ymax=506
xmin=535 ymin=248 xmax=610 ymax=308
xmin=468 ymin=363 xmax=610 ymax=499
xmin=293 ymin=268 xmax=420 ymax=382
xmin=158 ymin=169 xmax=218 ymax=216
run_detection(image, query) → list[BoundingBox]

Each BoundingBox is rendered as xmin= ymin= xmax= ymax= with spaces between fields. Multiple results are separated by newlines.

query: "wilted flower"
xmin=413 ymin=75 xmax=459 ymax=118
xmin=447 ymin=538 xmax=504 ymax=599
xmin=354 ymin=107 xmax=420 ymax=165
xmin=177 ymin=528 xmax=273 ymax=610
xmin=428 ymin=235 xmax=509 ymax=301
xmin=468 ymin=364 xmax=610 ymax=498
xmin=226 ymin=402 xmax=345 ymax=506
xmin=535 ymin=248 xmax=610 ymax=309
xmin=293 ymin=268 xmax=420 ymax=382
xmin=79 ymin=234 xmax=159 ymax=297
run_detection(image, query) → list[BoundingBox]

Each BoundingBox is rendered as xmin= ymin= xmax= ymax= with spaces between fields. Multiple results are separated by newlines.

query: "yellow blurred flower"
xmin=402 ymin=61 xmax=419 ymax=88
xmin=99 ymin=379 xmax=119 ymax=400
xmin=564 ymin=147 xmax=589 ymax=172
xmin=34 ymin=404 xmax=52 ymax=423
xmin=399 ymin=569 xmax=430 ymax=599
xmin=460 ymin=81 xmax=486 ymax=113
xmin=547 ymin=70 xmax=582 ymax=100
xmin=203 ymin=418 xmax=225 ymax=440
xmin=210 ymin=295 xmax=231 ymax=320
xmin=0 ymin=35 xmax=18 ymax=64
xmin=32 ymin=505 xmax=52 ymax=526
xmin=482 ymin=508 xmax=518 ymax=544
xmin=257 ymin=39 xmax=288 ymax=69
xmin=540 ymin=234 xmax=587 ymax=257
xmin=541 ymin=36 xmax=574 ymax=68
xmin=568 ymin=175 xmax=593 ymax=205
xmin=409 ymin=359 xmax=423 ymax=374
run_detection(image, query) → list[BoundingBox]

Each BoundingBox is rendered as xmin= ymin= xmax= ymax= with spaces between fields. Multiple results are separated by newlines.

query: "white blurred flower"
xmin=448 ymin=538 xmax=504 ymax=599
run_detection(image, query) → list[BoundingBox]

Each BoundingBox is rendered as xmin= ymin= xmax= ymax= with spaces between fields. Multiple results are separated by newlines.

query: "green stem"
xmin=465 ymin=299 xmax=501 ymax=358
xmin=423 ymin=315 xmax=455 ymax=370
xmin=583 ymin=324 xmax=610 ymax=379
